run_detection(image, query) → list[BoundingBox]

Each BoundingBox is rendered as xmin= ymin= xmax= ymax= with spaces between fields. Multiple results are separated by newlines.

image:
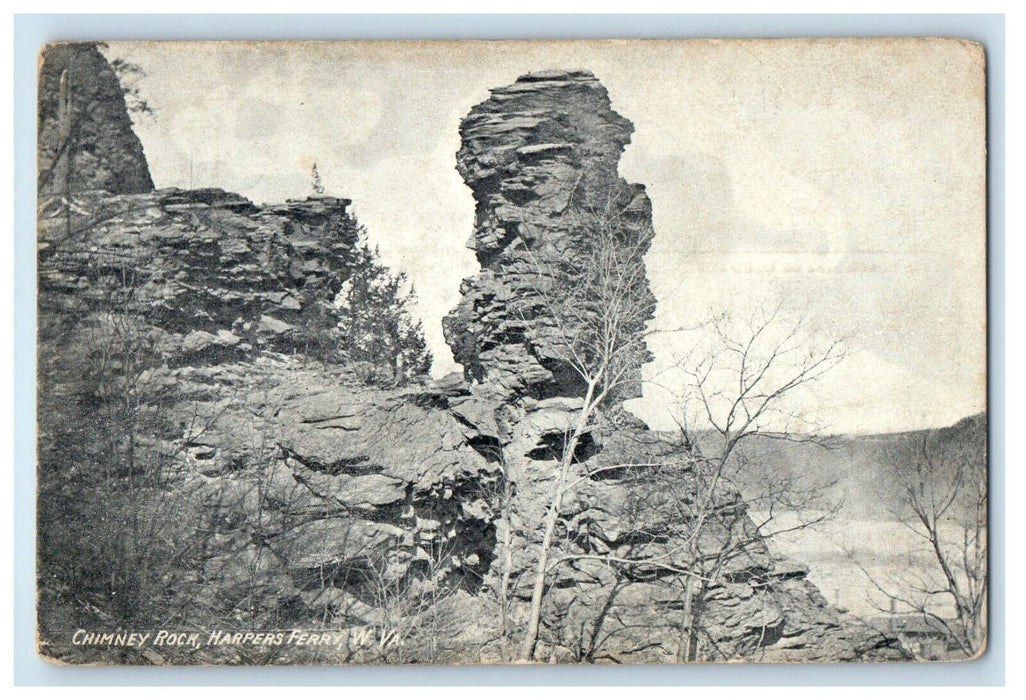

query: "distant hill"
xmin=686 ymin=413 xmax=987 ymax=521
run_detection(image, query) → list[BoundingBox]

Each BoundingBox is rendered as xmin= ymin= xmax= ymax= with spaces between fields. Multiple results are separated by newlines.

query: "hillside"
xmin=713 ymin=413 xmax=988 ymax=520
xmin=704 ymin=415 xmax=988 ymax=623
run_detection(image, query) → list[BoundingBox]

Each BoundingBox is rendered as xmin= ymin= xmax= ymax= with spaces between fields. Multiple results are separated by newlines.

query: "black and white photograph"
xmin=34 ymin=38 xmax=987 ymax=665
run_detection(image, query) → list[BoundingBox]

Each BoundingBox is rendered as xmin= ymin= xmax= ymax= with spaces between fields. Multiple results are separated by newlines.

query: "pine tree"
xmin=336 ymin=232 xmax=431 ymax=386
xmin=311 ymin=163 xmax=325 ymax=195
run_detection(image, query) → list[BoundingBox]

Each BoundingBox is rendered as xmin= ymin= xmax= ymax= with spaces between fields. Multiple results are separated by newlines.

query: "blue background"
xmin=12 ymin=12 xmax=1006 ymax=686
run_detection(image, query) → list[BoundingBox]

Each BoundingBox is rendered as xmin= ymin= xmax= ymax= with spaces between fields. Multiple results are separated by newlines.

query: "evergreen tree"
xmin=311 ymin=163 xmax=325 ymax=195
xmin=336 ymin=232 xmax=431 ymax=386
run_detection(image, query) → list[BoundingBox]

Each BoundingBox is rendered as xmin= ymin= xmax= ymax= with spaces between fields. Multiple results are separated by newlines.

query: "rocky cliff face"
xmin=39 ymin=188 xmax=361 ymax=363
xmin=38 ymin=43 xmax=154 ymax=196
xmin=35 ymin=45 xmax=496 ymax=664
xmin=38 ymin=187 xmax=500 ymax=631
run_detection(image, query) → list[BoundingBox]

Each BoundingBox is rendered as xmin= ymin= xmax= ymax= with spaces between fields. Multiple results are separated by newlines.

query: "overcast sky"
xmin=103 ymin=39 xmax=986 ymax=434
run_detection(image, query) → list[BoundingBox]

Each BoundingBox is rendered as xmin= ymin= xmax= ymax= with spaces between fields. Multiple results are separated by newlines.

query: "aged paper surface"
xmin=36 ymin=39 xmax=986 ymax=665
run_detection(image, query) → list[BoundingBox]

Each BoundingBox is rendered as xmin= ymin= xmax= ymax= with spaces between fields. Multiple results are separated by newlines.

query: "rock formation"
xmin=38 ymin=42 xmax=154 ymax=195
xmin=443 ymin=70 xmax=655 ymax=403
xmin=39 ymin=189 xmax=361 ymax=362
xmin=37 ymin=184 xmax=497 ymax=610
xmin=36 ymin=53 xmax=906 ymax=664
xmin=439 ymin=70 xmax=907 ymax=663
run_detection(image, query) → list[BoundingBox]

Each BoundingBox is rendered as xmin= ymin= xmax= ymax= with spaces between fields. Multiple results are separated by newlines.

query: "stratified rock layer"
xmin=38 ymin=43 xmax=154 ymax=195
xmin=38 ymin=189 xmax=367 ymax=369
xmin=183 ymin=365 xmax=502 ymax=604
xmin=443 ymin=70 xmax=655 ymax=402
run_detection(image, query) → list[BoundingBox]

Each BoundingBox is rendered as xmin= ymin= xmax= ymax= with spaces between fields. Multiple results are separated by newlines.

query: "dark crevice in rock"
xmin=281 ymin=446 xmax=383 ymax=477
xmin=467 ymin=434 xmax=503 ymax=463
xmin=526 ymin=430 xmax=598 ymax=464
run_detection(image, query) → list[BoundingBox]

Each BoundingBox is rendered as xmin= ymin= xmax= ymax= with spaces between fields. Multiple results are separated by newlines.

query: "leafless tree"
xmin=357 ymin=541 xmax=468 ymax=664
xmin=659 ymin=306 xmax=846 ymax=661
xmin=506 ymin=189 xmax=845 ymax=663
xmin=35 ymin=255 xmax=238 ymax=633
xmin=850 ymin=418 xmax=987 ymax=659
xmin=513 ymin=186 xmax=658 ymax=661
